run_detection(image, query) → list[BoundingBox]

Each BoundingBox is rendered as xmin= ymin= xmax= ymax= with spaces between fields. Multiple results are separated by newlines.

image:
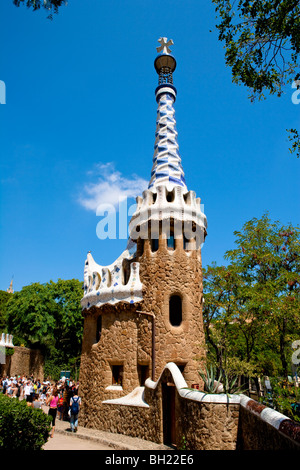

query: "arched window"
xmin=169 ymin=295 xmax=182 ymax=327
xmin=167 ymin=234 xmax=175 ymax=250
xmin=166 ymin=190 xmax=175 ymax=202
xmin=151 ymin=238 xmax=159 ymax=252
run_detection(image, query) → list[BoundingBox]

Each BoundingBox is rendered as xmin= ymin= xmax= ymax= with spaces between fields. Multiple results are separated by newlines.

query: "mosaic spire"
xmin=148 ymin=38 xmax=187 ymax=192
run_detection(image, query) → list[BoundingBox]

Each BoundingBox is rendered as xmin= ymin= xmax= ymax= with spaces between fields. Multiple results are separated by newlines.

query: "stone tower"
xmin=79 ymin=38 xmax=207 ymax=427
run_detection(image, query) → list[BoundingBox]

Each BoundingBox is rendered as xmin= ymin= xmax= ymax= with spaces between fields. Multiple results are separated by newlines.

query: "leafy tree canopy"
xmin=13 ymin=0 xmax=67 ymax=19
xmin=0 ymin=290 xmax=12 ymax=332
xmin=212 ymin=0 xmax=300 ymax=157
xmin=5 ymin=279 xmax=84 ymax=372
xmin=203 ymin=214 xmax=300 ymax=377
xmin=213 ymin=0 xmax=300 ymax=99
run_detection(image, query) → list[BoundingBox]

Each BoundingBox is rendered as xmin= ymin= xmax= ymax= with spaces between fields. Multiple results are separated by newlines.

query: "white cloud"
xmin=78 ymin=162 xmax=148 ymax=212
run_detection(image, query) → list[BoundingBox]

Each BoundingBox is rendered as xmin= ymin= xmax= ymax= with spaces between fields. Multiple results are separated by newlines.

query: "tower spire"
xmin=7 ymin=277 xmax=14 ymax=294
xmin=148 ymin=38 xmax=187 ymax=192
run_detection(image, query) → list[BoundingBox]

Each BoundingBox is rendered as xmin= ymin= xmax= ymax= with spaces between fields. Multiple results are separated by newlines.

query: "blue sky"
xmin=0 ymin=0 xmax=299 ymax=293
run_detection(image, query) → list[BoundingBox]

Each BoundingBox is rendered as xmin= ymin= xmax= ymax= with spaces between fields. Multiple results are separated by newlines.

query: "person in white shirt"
xmin=24 ymin=381 xmax=33 ymax=406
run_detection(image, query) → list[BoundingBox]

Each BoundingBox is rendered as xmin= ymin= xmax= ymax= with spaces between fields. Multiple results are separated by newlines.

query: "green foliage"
xmin=287 ymin=128 xmax=300 ymax=158
xmin=0 ymin=395 xmax=52 ymax=450
xmin=6 ymin=279 xmax=84 ymax=373
xmin=0 ymin=290 xmax=12 ymax=331
xmin=198 ymin=365 xmax=245 ymax=395
xmin=261 ymin=378 xmax=300 ymax=422
xmin=203 ymin=214 xmax=300 ymax=378
xmin=5 ymin=347 xmax=14 ymax=357
xmin=12 ymin=0 xmax=67 ymax=19
xmin=198 ymin=365 xmax=222 ymax=393
xmin=178 ymin=435 xmax=188 ymax=450
xmin=212 ymin=0 xmax=300 ymax=157
xmin=212 ymin=0 xmax=300 ymax=99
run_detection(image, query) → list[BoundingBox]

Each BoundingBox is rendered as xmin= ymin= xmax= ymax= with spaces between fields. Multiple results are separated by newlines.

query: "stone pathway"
xmin=43 ymin=428 xmax=112 ymax=450
xmin=43 ymin=406 xmax=172 ymax=451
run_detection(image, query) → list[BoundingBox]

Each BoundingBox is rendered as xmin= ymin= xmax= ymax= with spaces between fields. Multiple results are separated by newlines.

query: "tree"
xmin=6 ymin=279 xmax=84 ymax=376
xmin=203 ymin=263 xmax=264 ymax=378
xmin=203 ymin=263 xmax=241 ymax=369
xmin=47 ymin=279 xmax=84 ymax=361
xmin=6 ymin=283 xmax=57 ymax=350
xmin=224 ymin=213 xmax=300 ymax=376
xmin=12 ymin=0 xmax=67 ymax=19
xmin=212 ymin=0 xmax=300 ymax=156
xmin=203 ymin=214 xmax=300 ymax=377
xmin=0 ymin=290 xmax=12 ymax=332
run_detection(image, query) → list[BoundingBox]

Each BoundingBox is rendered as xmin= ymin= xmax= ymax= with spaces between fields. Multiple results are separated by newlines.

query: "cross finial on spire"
xmin=156 ymin=37 xmax=174 ymax=55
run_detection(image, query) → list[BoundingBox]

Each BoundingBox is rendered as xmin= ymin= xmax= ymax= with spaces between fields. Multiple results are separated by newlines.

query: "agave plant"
xmin=220 ymin=370 xmax=244 ymax=395
xmin=198 ymin=365 xmax=245 ymax=395
xmin=198 ymin=365 xmax=223 ymax=393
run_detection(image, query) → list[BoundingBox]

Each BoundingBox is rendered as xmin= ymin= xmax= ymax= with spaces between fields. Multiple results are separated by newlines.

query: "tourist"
xmin=15 ymin=380 xmax=22 ymax=399
xmin=10 ymin=380 xmax=18 ymax=397
xmin=24 ymin=380 xmax=34 ymax=406
xmin=40 ymin=382 xmax=48 ymax=404
xmin=62 ymin=383 xmax=71 ymax=421
xmin=46 ymin=387 xmax=59 ymax=438
xmin=69 ymin=389 xmax=81 ymax=433
xmin=5 ymin=377 xmax=12 ymax=395
xmin=57 ymin=391 xmax=64 ymax=420
xmin=33 ymin=393 xmax=42 ymax=409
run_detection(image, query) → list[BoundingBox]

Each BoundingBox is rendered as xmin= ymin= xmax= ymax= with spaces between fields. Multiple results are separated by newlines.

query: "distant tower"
xmin=79 ymin=38 xmax=207 ymax=428
xmin=7 ymin=278 xmax=14 ymax=294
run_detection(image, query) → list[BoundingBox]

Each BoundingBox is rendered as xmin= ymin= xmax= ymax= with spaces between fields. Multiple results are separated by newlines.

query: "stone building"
xmin=79 ymin=37 xmax=207 ymax=430
xmin=78 ymin=39 xmax=300 ymax=450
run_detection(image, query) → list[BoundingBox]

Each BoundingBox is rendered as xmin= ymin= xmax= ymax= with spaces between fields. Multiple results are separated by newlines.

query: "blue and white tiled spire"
xmin=148 ymin=92 xmax=187 ymax=192
xmin=148 ymin=37 xmax=187 ymax=193
xmin=129 ymin=37 xmax=207 ymax=245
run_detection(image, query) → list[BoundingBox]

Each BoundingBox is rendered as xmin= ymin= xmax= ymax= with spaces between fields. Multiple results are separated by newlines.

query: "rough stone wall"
xmin=97 ymin=387 xmax=163 ymax=443
xmin=137 ymin=236 xmax=206 ymax=386
xmin=177 ymin=398 xmax=240 ymax=450
xmin=1 ymin=346 xmax=44 ymax=379
xmin=237 ymin=398 xmax=300 ymax=450
xmin=79 ymin=366 xmax=239 ymax=449
xmin=79 ymin=303 xmax=152 ymax=427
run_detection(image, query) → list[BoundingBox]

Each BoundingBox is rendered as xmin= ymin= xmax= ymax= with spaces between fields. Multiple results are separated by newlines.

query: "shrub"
xmin=0 ymin=395 xmax=52 ymax=450
xmin=265 ymin=378 xmax=300 ymax=423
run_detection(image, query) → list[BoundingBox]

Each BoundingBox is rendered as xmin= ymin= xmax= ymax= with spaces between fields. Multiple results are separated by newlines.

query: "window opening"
xmin=169 ymin=295 xmax=182 ymax=327
xmin=151 ymin=238 xmax=159 ymax=252
xmin=138 ymin=364 xmax=149 ymax=386
xmin=112 ymin=365 xmax=123 ymax=386
xmin=166 ymin=189 xmax=175 ymax=203
xmin=184 ymin=236 xmax=192 ymax=251
xmin=96 ymin=315 xmax=102 ymax=343
xmin=167 ymin=234 xmax=175 ymax=250
xmin=175 ymin=363 xmax=186 ymax=374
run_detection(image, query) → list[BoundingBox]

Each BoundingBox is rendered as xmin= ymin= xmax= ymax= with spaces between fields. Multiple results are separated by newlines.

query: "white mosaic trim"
xmin=0 ymin=333 xmax=14 ymax=348
xmin=105 ymin=385 xmax=123 ymax=391
xmin=260 ymin=407 xmax=290 ymax=430
xmin=129 ymin=185 xmax=207 ymax=241
xmin=145 ymin=362 xmax=241 ymax=404
xmin=103 ymin=386 xmax=149 ymax=408
xmin=101 ymin=362 xmax=297 ymax=432
xmin=81 ymin=239 xmax=143 ymax=310
xmin=240 ymin=394 xmax=291 ymax=430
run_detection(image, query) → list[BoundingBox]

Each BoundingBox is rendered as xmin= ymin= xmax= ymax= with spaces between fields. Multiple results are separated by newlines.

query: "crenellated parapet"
xmin=129 ymin=184 xmax=207 ymax=245
xmin=0 ymin=333 xmax=14 ymax=348
xmin=81 ymin=240 xmax=143 ymax=310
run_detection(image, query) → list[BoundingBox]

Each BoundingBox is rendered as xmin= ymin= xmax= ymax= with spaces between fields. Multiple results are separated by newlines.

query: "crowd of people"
xmin=0 ymin=374 xmax=81 ymax=438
